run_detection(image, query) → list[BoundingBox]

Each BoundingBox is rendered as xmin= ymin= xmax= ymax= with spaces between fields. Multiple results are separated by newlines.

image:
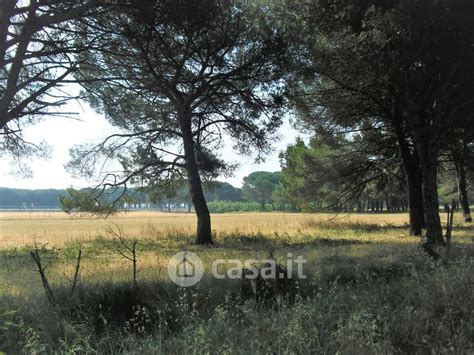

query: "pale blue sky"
xmin=0 ymin=100 xmax=302 ymax=189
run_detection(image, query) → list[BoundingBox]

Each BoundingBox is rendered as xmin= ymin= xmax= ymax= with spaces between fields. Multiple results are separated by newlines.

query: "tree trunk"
xmin=416 ymin=131 xmax=444 ymax=246
xmin=0 ymin=1 xmax=16 ymax=65
xmin=406 ymin=169 xmax=425 ymax=236
xmin=180 ymin=115 xmax=212 ymax=245
xmin=393 ymin=120 xmax=425 ymax=235
xmin=454 ymin=158 xmax=472 ymax=222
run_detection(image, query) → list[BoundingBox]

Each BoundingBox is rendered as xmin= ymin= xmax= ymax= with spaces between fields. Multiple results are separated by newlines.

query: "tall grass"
xmin=1 ymin=254 xmax=473 ymax=353
xmin=0 ymin=211 xmax=473 ymax=353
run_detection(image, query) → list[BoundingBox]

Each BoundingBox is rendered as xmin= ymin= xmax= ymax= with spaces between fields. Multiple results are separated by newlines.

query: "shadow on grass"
xmin=2 ymin=243 xmax=474 ymax=354
xmin=450 ymin=224 xmax=474 ymax=231
xmin=321 ymin=222 xmax=411 ymax=232
xmin=216 ymin=232 xmax=371 ymax=251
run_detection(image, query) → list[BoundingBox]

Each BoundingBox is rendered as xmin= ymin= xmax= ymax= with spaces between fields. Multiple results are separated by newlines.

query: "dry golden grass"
xmin=0 ymin=210 xmax=472 ymax=300
xmin=1 ymin=211 xmax=473 ymax=354
xmin=0 ymin=210 xmax=413 ymax=248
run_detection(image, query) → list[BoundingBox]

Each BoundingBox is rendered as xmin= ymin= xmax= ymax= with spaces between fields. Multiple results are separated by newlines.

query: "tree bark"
xmin=415 ymin=130 xmax=444 ymax=246
xmin=393 ymin=120 xmax=425 ymax=235
xmin=454 ymin=158 xmax=472 ymax=222
xmin=180 ymin=114 xmax=212 ymax=245
xmin=0 ymin=0 xmax=16 ymax=65
xmin=406 ymin=168 xmax=425 ymax=236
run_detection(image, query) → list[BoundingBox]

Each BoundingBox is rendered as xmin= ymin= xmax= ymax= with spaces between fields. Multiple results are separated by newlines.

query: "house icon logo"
xmin=168 ymin=251 xmax=204 ymax=287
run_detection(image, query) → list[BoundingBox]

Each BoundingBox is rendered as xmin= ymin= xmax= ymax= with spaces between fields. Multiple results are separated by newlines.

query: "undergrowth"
xmin=1 ymin=247 xmax=473 ymax=354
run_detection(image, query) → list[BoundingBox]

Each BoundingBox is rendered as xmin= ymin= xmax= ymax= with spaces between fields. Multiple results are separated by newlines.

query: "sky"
xmin=0 ymin=100 xmax=303 ymax=189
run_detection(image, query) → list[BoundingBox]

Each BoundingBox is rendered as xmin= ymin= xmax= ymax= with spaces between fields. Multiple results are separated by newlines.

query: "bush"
xmin=207 ymin=200 xmax=275 ymax=213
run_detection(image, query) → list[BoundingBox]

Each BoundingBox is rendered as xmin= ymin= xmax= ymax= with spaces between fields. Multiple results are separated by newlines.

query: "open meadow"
xmin=1 ymin=211 xmax=473 ymax=353
xmin=0 ymin=210 xmax=424 ymax=248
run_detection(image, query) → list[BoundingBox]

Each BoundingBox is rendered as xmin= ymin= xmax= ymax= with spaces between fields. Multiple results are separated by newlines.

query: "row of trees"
xmin=274 ymin=0 xmax=474 ymax=250
xmin=2 ymin=0 xmax=473 ymax=247
xmin=1 ymin=165 xmax=469 ymax=214
xmin=59 ymin=172 xmax=289 ymax=212
xmin=279 ymin=137 xmax=473 ymax=215
xmin=0 ymin=187 xmax=65 ymax=207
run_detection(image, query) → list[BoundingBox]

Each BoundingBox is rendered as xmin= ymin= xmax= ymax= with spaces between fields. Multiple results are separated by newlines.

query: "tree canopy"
xmin=242 ymin=171 xmax=282 ymax=209
xmin=66 ymin=0 xmax=286 ymax=243
xmin=277 ymin=0 xmax=474 ymax=246
xmin=0 ymin=0 xmax=104 ymax=172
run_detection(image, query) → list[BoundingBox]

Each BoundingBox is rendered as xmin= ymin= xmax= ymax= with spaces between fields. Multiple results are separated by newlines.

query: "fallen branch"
xmin=70 ymin=250 xmax=82 ymax=298
xmin=30 ymin=244 xmax=55 ymax=305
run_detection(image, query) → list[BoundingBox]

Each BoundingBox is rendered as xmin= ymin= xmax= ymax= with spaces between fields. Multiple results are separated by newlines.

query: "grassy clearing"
xmin=0 ymin=212 xmax=473 ymax=353
xmin=2 ymin=210 xmax=472 ymax=249
xmin=0 ymin=211 xmax=416 ymax=248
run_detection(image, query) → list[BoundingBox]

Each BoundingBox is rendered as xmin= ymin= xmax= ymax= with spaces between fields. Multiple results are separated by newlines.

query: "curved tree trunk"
xmin=454 ymin=158 xmax=472 ymax=222
xmin=180 ymin=114 xmax=213 ymax=245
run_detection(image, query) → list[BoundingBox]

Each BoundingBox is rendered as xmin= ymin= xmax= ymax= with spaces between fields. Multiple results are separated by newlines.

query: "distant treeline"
xmin=0 ymin=188 xmax=66 ymax=208
xmin=0 ymin=182 xmax=243 ymax=210
xmin=1 ymin=168 xmax=468 ymax=213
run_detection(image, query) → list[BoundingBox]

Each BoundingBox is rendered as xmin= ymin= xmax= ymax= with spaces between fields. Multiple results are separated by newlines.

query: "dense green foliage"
xmin=280 ymin=137 xmax=412 ymax=212
xmin=207 ymin=200 xmax=282 ymax=213
xmin=275 ymin=0 xmax=474 ymax=242
xmin=242 ymin=171 xmax=283 ymax=209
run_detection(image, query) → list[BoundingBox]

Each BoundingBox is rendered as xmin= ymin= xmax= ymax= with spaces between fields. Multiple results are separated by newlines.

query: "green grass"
xmin=0 ymin=214 xmax=473 ymax=354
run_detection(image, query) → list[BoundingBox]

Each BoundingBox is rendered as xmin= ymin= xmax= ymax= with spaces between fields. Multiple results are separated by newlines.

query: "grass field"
xmin=0 ymin=210 xmax=413 ymax=247
xmin=2 ymin=210 xmax=473 ymax=249
xmin=1 ymin=211 xmax=473 ymax=353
